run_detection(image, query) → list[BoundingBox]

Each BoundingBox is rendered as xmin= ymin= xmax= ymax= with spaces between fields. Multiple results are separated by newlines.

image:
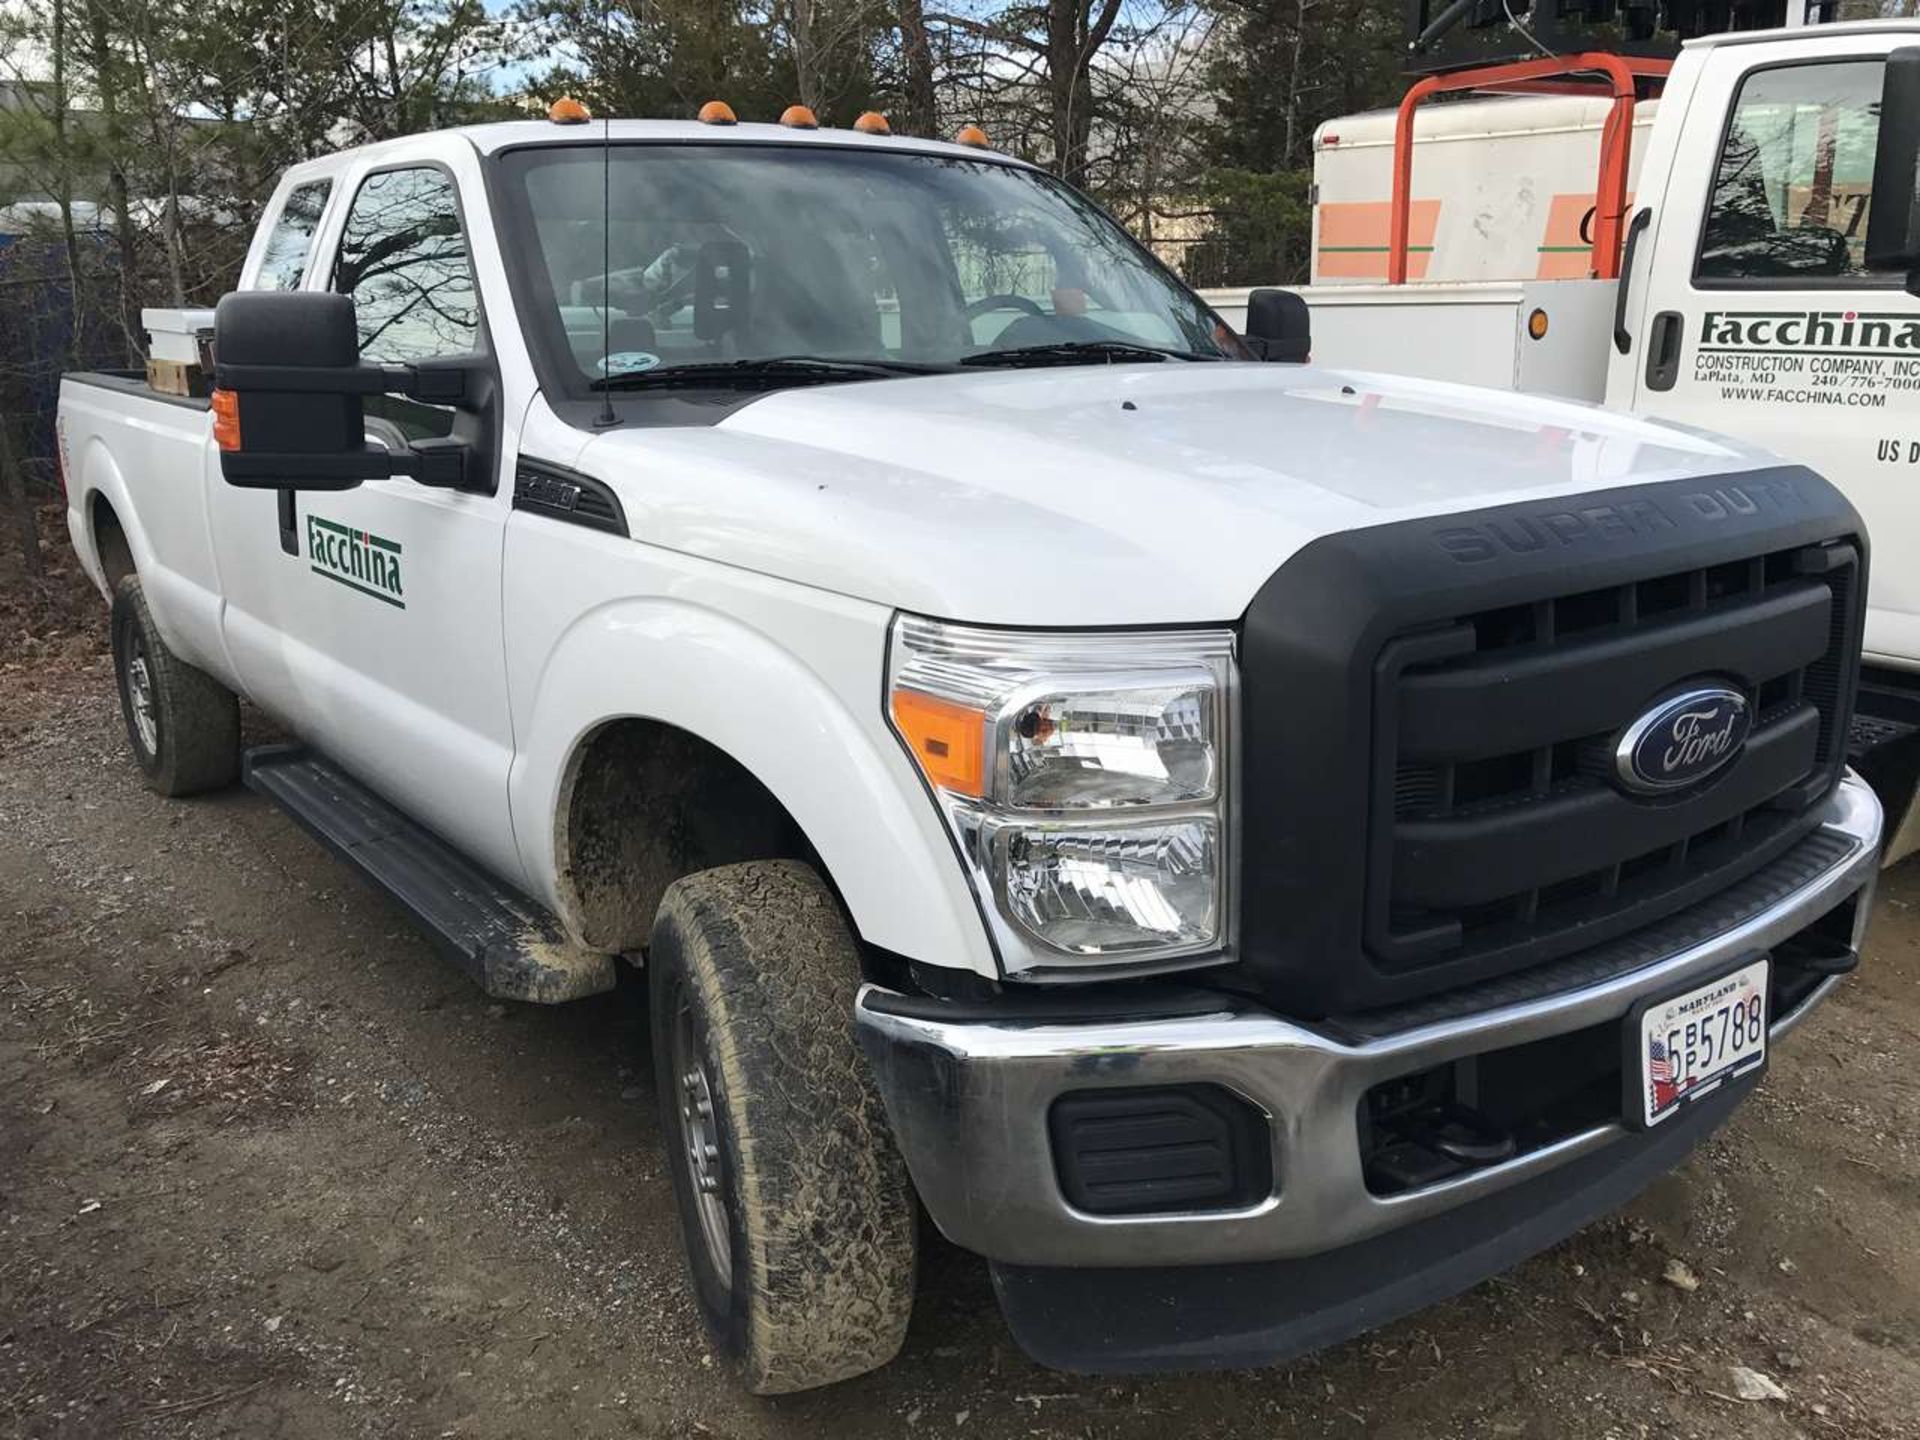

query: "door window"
xmin=1697 ymin=59 xmax=1886 ymax=283
xmin=253 ymin=180 xmax=332 ymax=291
xmin=333 ymin=166 xmax=480 ymax=363
xmin=333 ymin=166 xmax=480 ymax=440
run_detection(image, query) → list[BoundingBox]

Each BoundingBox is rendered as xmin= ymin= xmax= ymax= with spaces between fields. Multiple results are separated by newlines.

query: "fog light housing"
xmin=1050 ymin=1084 xmax=1273 ymax=1215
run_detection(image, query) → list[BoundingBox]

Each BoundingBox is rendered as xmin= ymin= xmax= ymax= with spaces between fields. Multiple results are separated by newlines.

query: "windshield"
xmin=493 ymin=142 xmax=1230 ymax=397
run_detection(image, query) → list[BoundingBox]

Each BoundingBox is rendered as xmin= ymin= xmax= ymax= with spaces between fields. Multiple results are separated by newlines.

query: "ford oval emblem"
xmin=1615 ymin=686 xmax=1752 ymax=795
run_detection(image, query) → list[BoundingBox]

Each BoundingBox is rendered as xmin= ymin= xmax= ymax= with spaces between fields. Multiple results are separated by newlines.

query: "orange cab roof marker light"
xmin=697 ymin=100 xmax=737 ymax=125
xmin=779 ymin=104 xmax=819 ymax=129
xmin=210 ymin=389 xmax=242 ymax=452
xmin=547 ymin=97 xmax=591 ymax=125
xmin=955 ymin=123 xmax=990 ymax=148
xmin=852 ymin=111 xmax=890 ymax=135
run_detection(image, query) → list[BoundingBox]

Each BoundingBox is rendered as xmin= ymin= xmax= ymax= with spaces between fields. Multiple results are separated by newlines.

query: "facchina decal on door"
xmin=1693 ymin=308 xmax=1920 ymax=409
xmin=308 ymin=515 xmax=405 ymax=609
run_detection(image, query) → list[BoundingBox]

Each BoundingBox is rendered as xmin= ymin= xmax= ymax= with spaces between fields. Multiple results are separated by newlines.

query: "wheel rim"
xmin=124 ymin=635 xmax=158 ymax=756
xmin=671 ymin=998 xmax=732 ymax=1287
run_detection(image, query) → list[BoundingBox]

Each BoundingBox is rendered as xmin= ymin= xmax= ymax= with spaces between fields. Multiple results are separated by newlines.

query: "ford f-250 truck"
xmin=57 ymin=103 xmax=1884 ymax=1393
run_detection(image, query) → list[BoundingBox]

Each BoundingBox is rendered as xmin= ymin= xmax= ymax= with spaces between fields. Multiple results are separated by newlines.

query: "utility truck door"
xmin=1626 ymin=35 xmax=1920 ymax=665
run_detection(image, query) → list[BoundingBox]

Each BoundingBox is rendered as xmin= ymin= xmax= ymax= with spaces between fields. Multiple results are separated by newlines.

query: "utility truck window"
xmin=496 ymin=144 xmax=1227 ymax=396
xmin=1697 ymin=60 xmax=1884 ymax=283
xmin=253 ymin=180 xmax=331 ymax=291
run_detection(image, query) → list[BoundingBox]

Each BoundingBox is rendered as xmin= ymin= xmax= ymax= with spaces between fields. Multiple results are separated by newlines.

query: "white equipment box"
xmin=141 ymin=307 xmax=217 ymax=364
xmin=1201 ymin=279 xmax=1618 ymax=403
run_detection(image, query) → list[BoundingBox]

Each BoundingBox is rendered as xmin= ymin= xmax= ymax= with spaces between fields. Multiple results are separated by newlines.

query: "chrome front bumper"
xmin=857 ymin=773 xmax=1881 ymax=1270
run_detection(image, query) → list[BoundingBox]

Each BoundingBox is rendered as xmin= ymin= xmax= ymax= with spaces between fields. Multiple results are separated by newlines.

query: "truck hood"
xmin=574 ymin=363 xmax=1781 ymax=626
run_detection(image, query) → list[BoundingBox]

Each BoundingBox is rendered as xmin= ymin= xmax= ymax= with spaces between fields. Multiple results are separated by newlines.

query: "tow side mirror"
xmin=1867 ymin=46 xmax=1920 ymax=293
xmin=213 ymin=291 xmax=484 ymax=491
xmin=1243 ymin=288 xmax=1311 ymax=363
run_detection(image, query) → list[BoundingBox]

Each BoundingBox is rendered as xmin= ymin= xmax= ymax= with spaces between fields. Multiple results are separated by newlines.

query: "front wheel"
xmin=648 ymin=860 xmax=917 ymax=1394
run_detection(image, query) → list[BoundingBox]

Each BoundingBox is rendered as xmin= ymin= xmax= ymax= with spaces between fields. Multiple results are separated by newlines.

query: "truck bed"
xmin=59 ymin=367 xmax=226 ymax=690
xmin=65 ymin=369 xmax=211 ymax=413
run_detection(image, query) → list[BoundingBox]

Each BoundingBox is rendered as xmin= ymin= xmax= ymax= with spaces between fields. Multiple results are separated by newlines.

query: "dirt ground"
xmin=3 ymin=504 xmax=1920 ymax=1439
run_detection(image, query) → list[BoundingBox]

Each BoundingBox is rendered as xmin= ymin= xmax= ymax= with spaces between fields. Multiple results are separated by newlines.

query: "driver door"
xmin=213 ymin=143 xmax=522 ymax=881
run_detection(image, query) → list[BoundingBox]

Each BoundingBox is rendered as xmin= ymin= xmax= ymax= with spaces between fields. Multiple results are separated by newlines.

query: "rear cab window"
xmin=253 ymin=180 xmax=333 ymax=291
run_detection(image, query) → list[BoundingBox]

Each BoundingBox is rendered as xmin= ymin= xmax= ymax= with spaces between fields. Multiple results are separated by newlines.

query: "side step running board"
xmin=243 ymin=744 xmax=617 ymax=1003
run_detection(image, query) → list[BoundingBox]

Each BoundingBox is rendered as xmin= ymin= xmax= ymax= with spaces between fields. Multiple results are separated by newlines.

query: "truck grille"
xmin=1372 ymin=543 xmax=1857 ymax=979
xmin=1234 ymin=468 xmax=1867 ymax=1017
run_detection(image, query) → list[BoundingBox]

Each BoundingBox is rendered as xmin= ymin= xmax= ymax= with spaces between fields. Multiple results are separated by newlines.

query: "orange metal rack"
xmin=1385 ymin=53 xmax=1675 ymax=284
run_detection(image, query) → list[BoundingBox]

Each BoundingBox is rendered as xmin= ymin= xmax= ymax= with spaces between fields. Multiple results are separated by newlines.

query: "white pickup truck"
xmin=58 ymin=106 xmax=1884 ymax=1392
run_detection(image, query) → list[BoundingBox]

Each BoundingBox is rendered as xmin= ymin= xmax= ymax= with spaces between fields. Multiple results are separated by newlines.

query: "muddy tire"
xmin=110 ymin=575 xmax=240 ymax=797
xmin=648 ymin=860 xmax=917 ymax=1394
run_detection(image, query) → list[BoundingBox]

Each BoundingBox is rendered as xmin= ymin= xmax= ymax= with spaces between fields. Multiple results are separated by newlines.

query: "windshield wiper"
xmin=959 ymin=340 xmax=1222 ymax=369
xmin=590 ymin=355 xmax=949 ymax=391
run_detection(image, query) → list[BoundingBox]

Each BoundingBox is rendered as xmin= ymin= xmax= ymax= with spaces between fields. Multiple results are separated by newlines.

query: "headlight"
xmin=886 ymin=615 xmax=1235 ymax=974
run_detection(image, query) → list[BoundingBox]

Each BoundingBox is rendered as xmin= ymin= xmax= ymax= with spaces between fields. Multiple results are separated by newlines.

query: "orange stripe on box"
xmin=1535 ymin=192 xmax=1634 ymax=279
xmin=1316 ymin=201 xmax=1439 ymax=280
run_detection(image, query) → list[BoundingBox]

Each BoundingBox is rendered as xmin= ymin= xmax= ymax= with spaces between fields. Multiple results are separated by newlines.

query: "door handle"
xmin=1613 ymin=207 xmax=1653 ymax=355
xmin=278 ymin=489 xmax=298 ymax=556
xmin=1644 ymin=310 xmax=1684 ymax=392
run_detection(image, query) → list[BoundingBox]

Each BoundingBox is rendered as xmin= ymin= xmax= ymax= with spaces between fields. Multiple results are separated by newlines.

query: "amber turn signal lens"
xmin=779 ymin=104 xmax=819 ymax=129
xmin=1527 ymin=307 xmax=1549 ymax=340
xmin=891 ymin=689 xmax=986 ymax=797
xmin=955 ymin=124 xmax=990 ymax=148
xmin=852 ymin=111 xmax=890 ymax=135
xmin=547 ymin=97 xmax=591 ymax=125
xmin=210 ymin=388 xmax=242 ymax=451
xmin=697 ymin=100 xmax=738 ymax=125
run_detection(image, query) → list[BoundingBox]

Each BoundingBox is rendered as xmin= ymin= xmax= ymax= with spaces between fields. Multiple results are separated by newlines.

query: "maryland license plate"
xmin=1631 ymin=957 xmax=1770 ymax=1128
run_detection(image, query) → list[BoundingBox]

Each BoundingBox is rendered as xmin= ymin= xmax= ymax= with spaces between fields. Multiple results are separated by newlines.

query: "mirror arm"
xmin=392 ymin=437 xmax=485 ymax=491
xmin=222 ymin=439 xmax=483 ymax=492
xmin=214 ymin=361 xmax=470 ymax=405
xmin=222 ymin=444 xmax=408 ymax=485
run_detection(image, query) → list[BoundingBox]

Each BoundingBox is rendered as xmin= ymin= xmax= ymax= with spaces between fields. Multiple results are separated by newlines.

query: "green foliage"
xmin=516 ymin=0 xmax=776 ymax=119
xmin=512 ymin=0 xmax=902 ymax=129
xmin=1186 ymin=165 xmax=1311 ymax=284
xmin=1204 ymin=0 xmax=1402 ymax=170
xmin=1184 ymin=0 xmax=1404 ymax=283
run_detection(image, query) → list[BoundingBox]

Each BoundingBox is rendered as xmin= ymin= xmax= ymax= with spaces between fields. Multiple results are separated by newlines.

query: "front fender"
xmin=507 ymin=593 xmax=997 ymax=980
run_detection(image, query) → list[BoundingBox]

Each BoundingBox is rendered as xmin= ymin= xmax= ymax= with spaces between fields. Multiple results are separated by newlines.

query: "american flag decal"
xmin=1647 ymin=1036 xmax=1680 ymax=1115
xmin=1648 ymin=1038 xmax=1673 ymax=1081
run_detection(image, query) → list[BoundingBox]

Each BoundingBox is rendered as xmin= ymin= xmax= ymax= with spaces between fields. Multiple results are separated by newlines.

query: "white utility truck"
xmin=1204 ymin=17 xmax=1920 ymax=858
xmin=59 ymin=104 xmax=1883 ymax=1391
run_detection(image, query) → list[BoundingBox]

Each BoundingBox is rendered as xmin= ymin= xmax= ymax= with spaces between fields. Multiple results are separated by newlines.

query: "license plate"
xmin=1631 ymin=957 xmax=1770 ymax=1128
